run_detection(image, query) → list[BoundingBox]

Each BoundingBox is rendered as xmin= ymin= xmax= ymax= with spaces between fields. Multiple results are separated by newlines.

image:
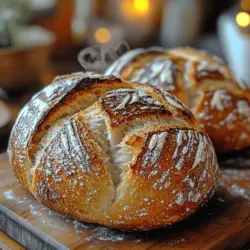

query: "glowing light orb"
xmin=134 ymin=0 xmax=149 ymax=14
xmin=236 ymin=12 xmax=250 ymax=27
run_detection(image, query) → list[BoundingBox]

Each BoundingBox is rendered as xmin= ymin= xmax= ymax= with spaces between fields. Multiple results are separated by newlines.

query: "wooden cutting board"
xmin=1 ymin=152 xmax=250 ymax=250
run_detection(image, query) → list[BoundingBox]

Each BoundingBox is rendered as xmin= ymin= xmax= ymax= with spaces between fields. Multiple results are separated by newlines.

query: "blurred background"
xmin=0 ymin=0 xmax=249 ymax=150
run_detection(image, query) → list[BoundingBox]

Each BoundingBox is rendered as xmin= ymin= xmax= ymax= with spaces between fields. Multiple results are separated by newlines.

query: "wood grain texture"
xmin=0 ymin=231 xmax=25 ymax=250
xmin=1 ymin=152 xmax=250 ymax=250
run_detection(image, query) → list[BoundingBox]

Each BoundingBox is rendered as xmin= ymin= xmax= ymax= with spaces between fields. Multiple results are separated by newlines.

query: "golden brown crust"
xmin=194 ymin=89 xmax=250 ymax=152
xmin=8 ymin=73 xmax=134 ymax=188
xmin=99 ymin=89 xmax=172 ymax=128
xmin=31 ymin=119 xmax=115 ymax=222
xmin=104 ymin=128 xmax=218 ymax=230
xmin=8 ymin=73 xmax=219 ymax=230
xmin=105 ymin=47 xmax=250 ymax=152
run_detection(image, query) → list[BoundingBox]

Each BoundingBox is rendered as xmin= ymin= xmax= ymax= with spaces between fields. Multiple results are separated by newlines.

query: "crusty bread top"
xmin=99 ymin=89 xmax=172 ymax=127
xmin=105 ymin=47 xmax=247 ymax=96
xmin=8 ymin=72 xmax=199 ymax=188
xmin=8 ymin=72 xmax=219 ymax=230
xmin=105 ymin=47 xmax=250 ymax=152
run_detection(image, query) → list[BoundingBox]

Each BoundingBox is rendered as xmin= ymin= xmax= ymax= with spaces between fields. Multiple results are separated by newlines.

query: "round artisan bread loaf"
xmin=105 ymin=47 xmax=250 ymax=153
xmin=8 ymin=73 xmax=219 ymax=230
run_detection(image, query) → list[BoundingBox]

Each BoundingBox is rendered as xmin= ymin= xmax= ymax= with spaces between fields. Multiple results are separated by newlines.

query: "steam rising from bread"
xmin=77 ymin=41 xmax=130 ymax=73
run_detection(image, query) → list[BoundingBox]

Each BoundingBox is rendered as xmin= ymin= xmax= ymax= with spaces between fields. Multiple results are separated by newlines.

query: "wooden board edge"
xmin=0 ymin=205 xmax=68 ymax=250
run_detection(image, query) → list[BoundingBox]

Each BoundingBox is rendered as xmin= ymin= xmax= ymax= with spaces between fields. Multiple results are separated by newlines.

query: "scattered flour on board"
xmin=230 ymin=184 xmax=250 ymax=200
xmin=3 ymin=190 xmax=14 ymax=200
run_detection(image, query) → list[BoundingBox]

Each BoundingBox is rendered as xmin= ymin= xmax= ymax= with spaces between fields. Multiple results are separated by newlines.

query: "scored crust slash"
xmin=8 ymin=72 xmax=219 ymax=231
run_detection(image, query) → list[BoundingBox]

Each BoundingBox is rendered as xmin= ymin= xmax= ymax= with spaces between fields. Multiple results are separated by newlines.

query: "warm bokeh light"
xmin=134 ymin=0 xmax=149 ymax=14
xmin=94 ymin=28 xmax=111 ymax=43
xmin=236 ymin=12 xmax=250 ymax=27
xmin=121 ymin=0 xmax=150 ymax=20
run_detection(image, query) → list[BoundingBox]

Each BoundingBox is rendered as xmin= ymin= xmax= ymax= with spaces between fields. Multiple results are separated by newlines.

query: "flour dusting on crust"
xmin=131 ymin=59 xmax=176 ymax=92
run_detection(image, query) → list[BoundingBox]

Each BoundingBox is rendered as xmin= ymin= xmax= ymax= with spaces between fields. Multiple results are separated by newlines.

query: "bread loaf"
xmin=105 ymin=47 xmax=250 ymax=152
xmin=8 ymin=73 xmax=219 ymax=230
